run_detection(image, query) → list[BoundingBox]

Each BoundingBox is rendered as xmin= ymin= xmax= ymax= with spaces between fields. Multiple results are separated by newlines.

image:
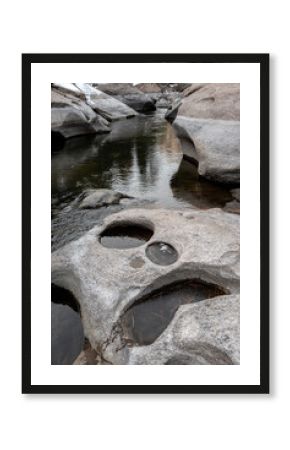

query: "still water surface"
xmin=52 ymin=112 xmax=232 ymax=213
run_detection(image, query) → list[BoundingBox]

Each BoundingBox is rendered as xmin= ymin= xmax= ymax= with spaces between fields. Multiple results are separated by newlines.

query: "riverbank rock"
xmin=135 ymin=83 xmax=187 ymax=108
xmin=224 ymin=188 xmax=240 ymax=214
xmin=79 ymin=189 xmax=131 ymax=209
xmin=168 ymin=83 xmax=240 ymax=184
xmin=135 ymin=83 xmax=164 ymax=105
xmin=51 ymin=84 xmax=110 ymax=139
xmin=52 ymin=207 xmax=240 ymax=365
xmin=165 ymin=98 xmax=183 ymax=122
xmin=158 ymin=83 xmax=191 ymax=93
xmin=129 ymin=294 xmax=240 ymax=365
xmin=135 ymin=83 xmax=161 ymax=94
xmin=95 ymin=83 xmax=156 ymax=112
xmin=74 ymin=83 xmax=138 ymax=121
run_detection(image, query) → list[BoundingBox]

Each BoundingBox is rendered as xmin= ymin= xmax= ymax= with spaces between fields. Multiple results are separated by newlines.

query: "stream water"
xmin=52 ymin=111 xmax=232 ymax=214
xmin=51 ymin=111 xmax=233 ymax=365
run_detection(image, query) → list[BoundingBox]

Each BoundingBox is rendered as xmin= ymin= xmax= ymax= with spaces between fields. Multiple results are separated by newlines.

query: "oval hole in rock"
xmin=51 ymin=284 xmax=84 ymax=365
xmin=120 ymin=280 xmax=226 ymax=346
xmin=99 ymin=222 xmax=153 ymax=249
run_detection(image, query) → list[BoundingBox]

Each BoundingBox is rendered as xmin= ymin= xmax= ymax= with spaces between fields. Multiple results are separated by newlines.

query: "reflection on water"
xmin=52 ymin=113 xmax=232 ymax=211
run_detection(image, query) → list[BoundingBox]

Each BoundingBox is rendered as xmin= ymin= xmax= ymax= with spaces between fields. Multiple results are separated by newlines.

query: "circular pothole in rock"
xmin=99 ymin=223 xmax=153 ymax=249
xmin=146 ymin=241 xmax=178 ymax=265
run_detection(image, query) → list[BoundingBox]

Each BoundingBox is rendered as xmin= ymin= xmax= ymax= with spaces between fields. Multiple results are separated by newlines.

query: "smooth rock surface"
xmin=169 ymin=83 xmax=240 ymax=184
xmin=74 ymin=83 xmax=138 ymax=121
xmin=135 ymin=83 xmax=161 ymax=93
xmin=129 ymin=294 xmax=240 ymax=364
xmin=51 ymin=85 xmax=110 ymax=138
xmin=173 ymin=116 xmax=240 ymax=183
xmin=95 ymin=83 xmax=156 ymax=112
xmin=52 ymin=207 xmax=240 ymax=365
xmin=180 ymin=83 xmax=240 ymax=120
xmin=79 ymin=189 xmax=129 ymax=209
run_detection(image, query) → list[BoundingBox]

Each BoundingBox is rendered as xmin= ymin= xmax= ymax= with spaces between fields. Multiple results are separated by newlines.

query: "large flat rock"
xmin=52 ymin=207 xmax=240 ymax=365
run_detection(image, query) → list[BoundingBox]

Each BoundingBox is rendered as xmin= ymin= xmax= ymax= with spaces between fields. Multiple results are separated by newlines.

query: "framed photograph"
xmin=22 ymin=53 xmax=269 ymax=394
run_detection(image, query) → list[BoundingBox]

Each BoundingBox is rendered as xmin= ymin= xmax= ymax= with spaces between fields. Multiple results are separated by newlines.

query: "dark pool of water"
xmin=51 ymin=284 xmax=84 ymax=365
xmin=52 ymin=112 xmax=232 ymax=214
xmin=121 ymin=280 xmax=225 ymax=346
xmin=100 ymin=224 xmax=153 ymax=249
xmin=146 ymin=241 xmax=178 ymax=265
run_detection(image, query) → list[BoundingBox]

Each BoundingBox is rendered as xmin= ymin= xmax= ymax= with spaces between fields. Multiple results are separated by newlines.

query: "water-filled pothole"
xmin=120 ymin=280 xmax=226 ymax=346
xmin=99 ymin=223 xmax=153 ymax=249
xmin=146 ymin=241 xmax=178 ymax=265
xmin=51 ymin=284 xmax=84 ymax=365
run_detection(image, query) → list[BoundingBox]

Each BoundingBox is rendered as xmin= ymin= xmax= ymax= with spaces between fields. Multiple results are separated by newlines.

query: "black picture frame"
xmin=22 ymin=53 xmax=269 ymax=394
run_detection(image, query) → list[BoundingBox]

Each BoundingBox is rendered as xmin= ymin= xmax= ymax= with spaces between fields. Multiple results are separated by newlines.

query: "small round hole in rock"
xmin=99 ymin=223 xmax=153 ymax=249
xmin=146 ymin=241 xmax=178 ymax=265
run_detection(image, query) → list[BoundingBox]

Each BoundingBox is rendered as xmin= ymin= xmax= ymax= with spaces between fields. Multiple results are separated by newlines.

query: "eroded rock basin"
xmin=52 ymin=207 xmax=240 ymax=365
xmin=99 ymin=223 xmax=153 ymax=249
xmin=51 ymin=284 xmax=84 ymax=365
xmin=121 ymin=280 xmax=226 ymax=346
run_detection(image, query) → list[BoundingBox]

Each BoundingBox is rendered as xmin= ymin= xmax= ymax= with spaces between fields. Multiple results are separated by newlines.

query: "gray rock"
xmin=158 ymin=83 xmax=191 ymax=93
xmin=180 ymin=83 xmax=240 ymax=120
xmin=135 ymin=84 xmax=186 ymax=108
xmin=135 ymin=83 xmax=161 ymax=94
xmin=224 ymin=200 xmax=240 ymax=215
xmin=165 ymin=98 xmax=183 ymax=122
xmin=95 ymin=83 xmax=156 ymax=112
xmin=231 ymin=188 xmax=240 ymax=201
xmin=129 ymin=295 xmax=240 ymax=365
xmin=156 ymin=93 xmax=181 ymax=109
xmin=74 ymin=83 xmax=138 ymax=121
xmin=173 ymin=116 xmax=240 ymax=184
xmin=168 ymin=83 xmax=240 ymax=184
xmin=51 ymin=86 xmax=110 ymax=139
xmin=224 ymin=188 xmax=240 ymax=214
xmin=52 ymin=207 xmax=240 ymax=365
xmin=79 ymin=189 xmax=129 ymax=209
